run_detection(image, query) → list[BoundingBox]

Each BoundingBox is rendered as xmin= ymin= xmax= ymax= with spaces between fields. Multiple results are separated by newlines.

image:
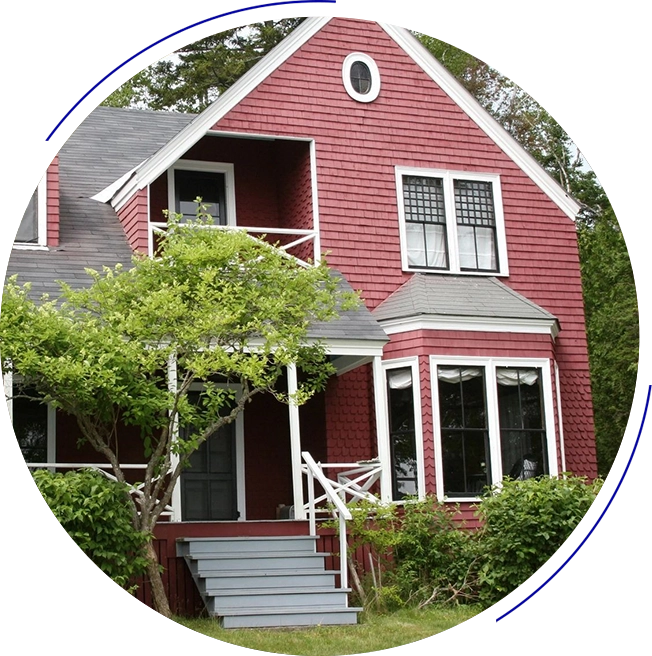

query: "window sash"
xmin=433 ymin=360 xmax=553 ymax=499
xmin=398 ymin=169 xmax=504 ymax=275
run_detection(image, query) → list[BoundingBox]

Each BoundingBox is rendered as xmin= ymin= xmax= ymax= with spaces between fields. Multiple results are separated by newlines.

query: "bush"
xmin=475 ymin=475 xmax=602 ymax=605
xmin=33 ymin=468 xmax=149 ymax=591
xmin=345 ymin=476 xmax=602 ymax=610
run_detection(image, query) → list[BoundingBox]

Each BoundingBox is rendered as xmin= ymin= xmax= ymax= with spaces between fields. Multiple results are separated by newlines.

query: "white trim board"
xmin=380 ymin=23 xmax=581 ymax=220
xmin=379 ymin=315 xmax=559 ymax=339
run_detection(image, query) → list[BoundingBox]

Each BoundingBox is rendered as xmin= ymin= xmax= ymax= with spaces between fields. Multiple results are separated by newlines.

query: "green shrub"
xmin=33 ymin=468 xmax=149 ymax=591
xmin=345 ymin=476 xmax=601 ymax=610
xmin=475 ymin=475 xmax=602 ymax=605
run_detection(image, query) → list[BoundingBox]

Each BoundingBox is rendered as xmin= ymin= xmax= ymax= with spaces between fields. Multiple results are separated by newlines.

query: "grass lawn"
xmin=174 ymin=605 xmax=481 ymax=655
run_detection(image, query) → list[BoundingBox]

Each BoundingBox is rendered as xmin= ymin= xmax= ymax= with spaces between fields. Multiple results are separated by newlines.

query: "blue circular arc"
xmin=45 ymin=0 xmax=337 ymax=141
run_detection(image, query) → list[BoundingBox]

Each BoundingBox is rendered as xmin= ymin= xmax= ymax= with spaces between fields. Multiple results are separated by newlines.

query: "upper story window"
xmin=342 ymin=53 xmax=381 ymax=103
xmin=14 ymin=176 xmax=47 ymax=248
xmin=396 ymin=167 xmax=508 ymax=276
xmin=167 ymin=161 xmax=236 ymax=226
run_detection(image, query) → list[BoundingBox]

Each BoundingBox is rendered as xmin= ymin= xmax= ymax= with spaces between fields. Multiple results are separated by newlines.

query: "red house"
xmin=5 ymin=17 xmax=596 ymax=625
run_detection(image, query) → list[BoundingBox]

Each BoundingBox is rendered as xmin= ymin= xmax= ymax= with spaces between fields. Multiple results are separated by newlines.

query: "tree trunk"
xmin=144 ymin=538 xmax=172 ymax=618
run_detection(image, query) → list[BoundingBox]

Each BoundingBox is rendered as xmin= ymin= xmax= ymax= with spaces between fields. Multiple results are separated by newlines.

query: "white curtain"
xmin=437 ymin=367 xmax=483 ymax=383
xmin=496 ymin=368 xmax=538 ymax=386
xmin=387 ymin=368 xmax=412 ymax=390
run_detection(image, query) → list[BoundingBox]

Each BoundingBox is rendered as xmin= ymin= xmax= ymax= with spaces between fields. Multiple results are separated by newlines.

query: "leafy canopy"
xmin=1 ymin=216 xmax=358 ymax=503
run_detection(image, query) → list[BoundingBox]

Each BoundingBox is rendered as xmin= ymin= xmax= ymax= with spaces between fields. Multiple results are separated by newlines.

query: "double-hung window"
xmin=167 ymin=161 xmax=236 ymax=226
xmin=396 ymin=167 xmax=508 ymax=275
xmin=432 ymin=357 xmax=556 ymax=500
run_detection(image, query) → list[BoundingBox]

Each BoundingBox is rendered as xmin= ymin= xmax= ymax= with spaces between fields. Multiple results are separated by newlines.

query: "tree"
xmin=103 ymin=19 xmax=304 ymax=112
xmin=1 ymin=214 xmax=358 ymax=617
xmin=415 ymin=34 xmax=638 ymax=476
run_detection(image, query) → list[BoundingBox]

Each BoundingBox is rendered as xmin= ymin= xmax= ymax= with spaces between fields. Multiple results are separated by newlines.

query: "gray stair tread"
xmin=202 ymin=567 xmax=336 ymax=576
xmin=210 ymin=587 xmax=352 ymax=597
xmin=217 ymin=605 xmax=362 ymax=617
xmin=184 ymin=551 xmax=326 ymax=561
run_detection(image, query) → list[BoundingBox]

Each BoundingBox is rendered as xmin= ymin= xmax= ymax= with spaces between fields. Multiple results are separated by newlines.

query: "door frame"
xmin=180 ymin=382 xmax=246 ymax=521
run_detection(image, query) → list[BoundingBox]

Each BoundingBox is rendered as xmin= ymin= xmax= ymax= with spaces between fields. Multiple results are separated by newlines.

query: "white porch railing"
xmin=25 ymin=462 xmax=175 ymax=519
xmin=150 ymin=223 xmax=319 ymax=266
xmin=301 ymin=452 xmax=383 ymax=590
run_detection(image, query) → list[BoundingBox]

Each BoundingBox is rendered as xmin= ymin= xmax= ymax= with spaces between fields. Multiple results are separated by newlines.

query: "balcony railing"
xmin=149 ymin=223 xmax=319 ymax=267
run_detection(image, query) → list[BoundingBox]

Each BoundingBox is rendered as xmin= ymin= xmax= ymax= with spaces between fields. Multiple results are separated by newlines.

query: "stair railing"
xmin=300 ymin=451 xmax=387 ymax=590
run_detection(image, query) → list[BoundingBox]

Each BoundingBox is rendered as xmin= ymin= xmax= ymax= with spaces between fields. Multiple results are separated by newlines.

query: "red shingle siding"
xmin=116 ymin=188 xmax=148 ymax=253
xmin=325 ymin=365 xmax=376 ymax=463
xmin=213 ymin=17 xmax=596 ymax=477
xmin=46 ymin=156 xmax=60 ymax=247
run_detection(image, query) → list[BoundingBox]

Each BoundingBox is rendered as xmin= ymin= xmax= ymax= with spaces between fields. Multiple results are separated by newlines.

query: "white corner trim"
xmin=109 ymin=17 xmax=333 ymax=211
xmin=380 ymin=23 xmax=581 ymax=220
xmin=379 ymin=314 xmax=559 ymax=339
xmin=342 ymin=52 xmax=381 ymax=102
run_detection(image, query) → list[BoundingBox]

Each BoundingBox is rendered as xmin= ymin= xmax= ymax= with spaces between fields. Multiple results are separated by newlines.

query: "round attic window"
xmin=342 ymin=53 xmax=380 ymax=103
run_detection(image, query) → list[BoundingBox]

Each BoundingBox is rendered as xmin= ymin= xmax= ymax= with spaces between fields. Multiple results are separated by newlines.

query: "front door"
xmin=181 ymin=421 xmax=238 ymax=521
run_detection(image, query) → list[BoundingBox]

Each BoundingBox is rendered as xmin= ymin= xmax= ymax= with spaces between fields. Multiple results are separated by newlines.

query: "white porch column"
xmin=287 ymin=363 xmax=306 ymax=519
xmin=372 ymin=355 xmax=393 ymax=502
xmin=167 ymin=351 xmax=181 ymax=522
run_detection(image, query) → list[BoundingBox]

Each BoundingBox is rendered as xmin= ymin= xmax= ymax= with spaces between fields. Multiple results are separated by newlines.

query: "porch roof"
xmin=373 ymin=274 xmax=559 ymax=333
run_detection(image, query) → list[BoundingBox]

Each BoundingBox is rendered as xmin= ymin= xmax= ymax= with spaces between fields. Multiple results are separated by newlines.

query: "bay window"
xmin=432 ymin=358 xmax=556 ymax=500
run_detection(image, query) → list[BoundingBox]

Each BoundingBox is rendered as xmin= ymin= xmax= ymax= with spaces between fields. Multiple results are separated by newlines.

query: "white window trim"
xmin=429 ymin=355 xmax=557 ymax=503
xmin=13 ymin=175 xmax=48 ymax=249
xmin=342 ymin=52 xmax=381 ymax=103
xmin=182 ymin=381 xmax=246 ymax=522
xmin=395 ymin=166 xmax=509 ymax=276
xmin=382 ymin=356 xmax=426 ymax=501
xmin=165 ymin=160 xmax=237 ymax=227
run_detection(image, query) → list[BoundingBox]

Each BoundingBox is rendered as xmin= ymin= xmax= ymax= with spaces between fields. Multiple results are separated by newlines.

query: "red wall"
xmin=324 ymin=365 xmax=377 ymax=463
xmin=117 ymin=188 xmax=148 ymax=254
xmin=213 ymin=17 xmax=596 ymax=477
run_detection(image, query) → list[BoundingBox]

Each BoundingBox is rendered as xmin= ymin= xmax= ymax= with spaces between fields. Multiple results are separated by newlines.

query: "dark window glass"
xmin=497 ymin=368 xmax=548 ymax=479
xmin=437 ymin=366 xmax=490 ymax=497
xmin=387 ymin=368 xmax=418 ymax=499
xmin=16 ymin=189 xmax=39 ymax=243
xmin=350 ymin=61 xmax=372 ymax=95
xmin=13 ymin=386 xmax=48 ymax=463
xmin=174 ymin=170 xmax=227 ymax=225
xmin=402 ymin=176 xmax=449 ymax=269
xmin=454 ymin=179 xmax=498 ymax=272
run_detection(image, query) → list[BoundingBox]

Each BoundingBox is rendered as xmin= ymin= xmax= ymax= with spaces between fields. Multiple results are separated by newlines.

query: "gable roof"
xmin=104 ymin=17 xmax=580 ymax=219
xmin=6 ymin=106 xmax=388 ymax=351
xmin=373 ymin=274 xmax=559 ymax=337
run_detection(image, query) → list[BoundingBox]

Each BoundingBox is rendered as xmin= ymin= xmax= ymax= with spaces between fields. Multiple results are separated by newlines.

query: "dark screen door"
xmin=181 ymin=422 xmax=238 ymax=521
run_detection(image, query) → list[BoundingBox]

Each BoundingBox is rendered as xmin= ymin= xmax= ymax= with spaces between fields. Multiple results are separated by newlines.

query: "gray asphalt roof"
xmin=372 ymin=273 xmax=558 ymax=324
xmin=5 ymin=107 xmax=387 ymax=345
